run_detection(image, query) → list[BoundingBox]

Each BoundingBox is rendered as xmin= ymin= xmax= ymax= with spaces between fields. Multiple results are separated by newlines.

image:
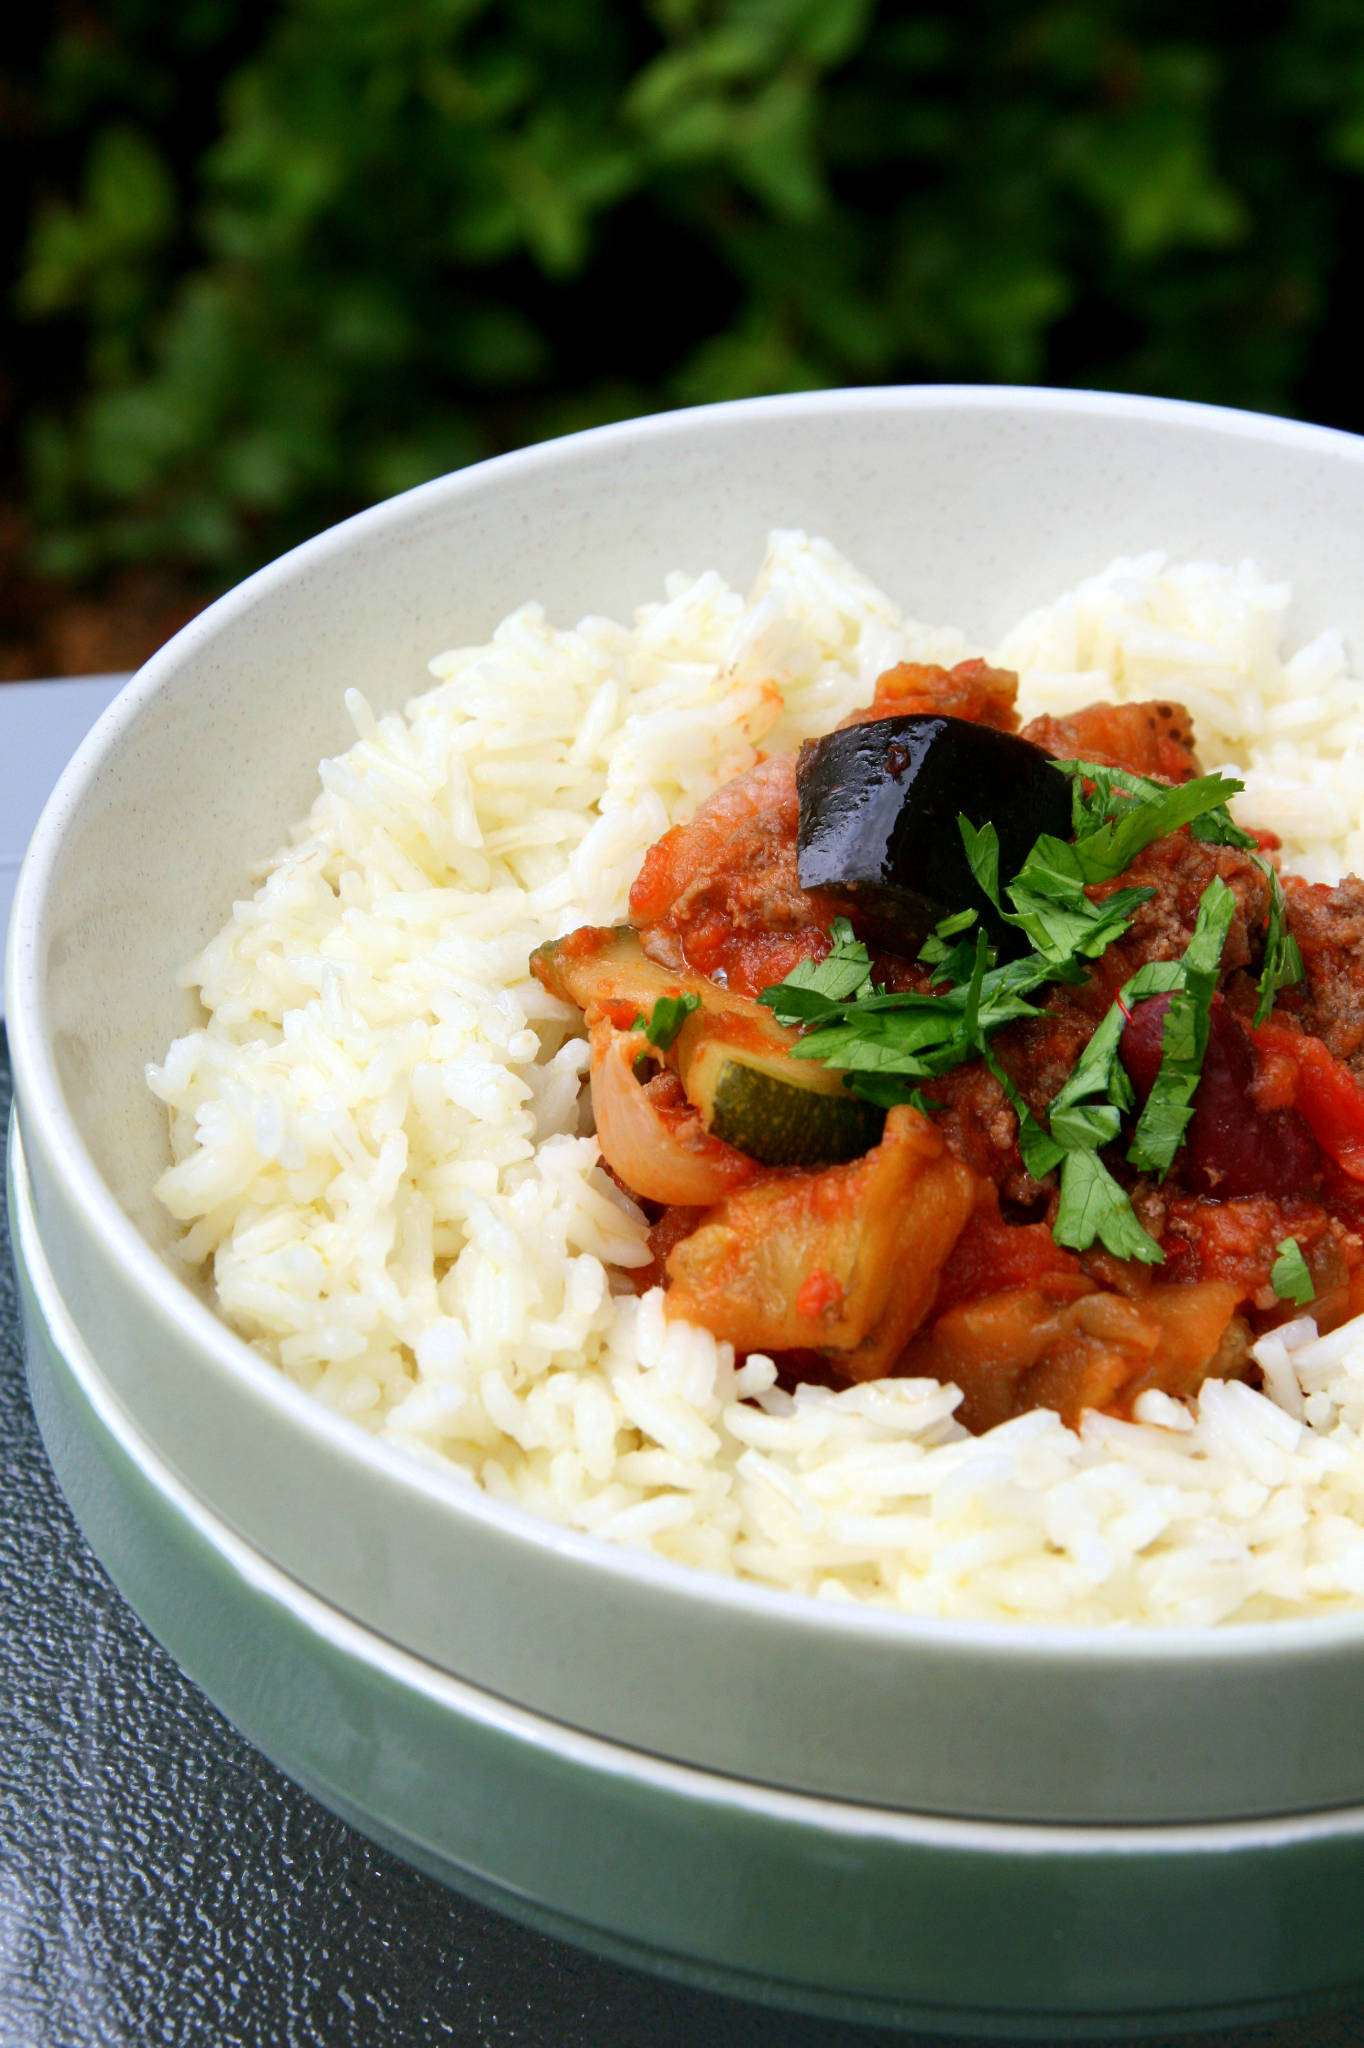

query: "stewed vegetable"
xmin=795 ymin=713 xmax=1074 ymax=952
xmin=531 ymin=924 xmax=886 ymax=1169
xmin=532 ymin=654 xmax=1364 ymax=1430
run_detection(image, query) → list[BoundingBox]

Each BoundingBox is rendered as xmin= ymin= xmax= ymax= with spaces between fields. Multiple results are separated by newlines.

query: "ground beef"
xmin=629 ymin=753 xmax=836 ymax=995
xmin=993 ymin=995 xmax=1103 ymax=1120
xmin=924 ymin=1061 xmax=1054 ymax=1210
xmin=1280 ymin=875 xmax=1364 ymax=1078
xmin=1160 ymin=1192 xmax=1348 ymax=1302
xmin=1093 ymin=834 xmax=1272 ymax=985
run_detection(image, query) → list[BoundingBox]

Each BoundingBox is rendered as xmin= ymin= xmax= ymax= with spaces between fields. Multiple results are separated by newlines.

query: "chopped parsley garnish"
xmin=918 ymin=907 xmax=980 ymax=979
xmin=958 ymin=813 xmax=1154 ymax=966
xmin=1059 ymin=759 xmax=1256 ymax=862
xmin=1126 ymin=877 xmax=1235 ymax=1176
xmin=985 ymin=965 xmax=1178 ymax=1263
xmin=758 ymin=749 xmax=1298 ymax=1265
xmin=979 ymin=1044 xmax=1158 ymax=1262
xmin=1270 ymin=1236 xmax=1315 ymax=1307
xmin=761 ymin=925 xmax=1056 ymax=1095
xmin=999 ymin=883 xmax=1231 ymax=1261
xmin=1254 ymin=862 xmax=1306 ymax=1027
xmin=1053 ymin=1149 xmax=1164 ymax=1265
xmin=770 ymin=916 xmax=874 ymax=1007
xmin=630 ymin=991 xmax=700 ymax=1051
xmin=1060 ymin=757 xmax=1303 ymax=1026
xmin=955 ymin=759 xmax=1246 ymax=973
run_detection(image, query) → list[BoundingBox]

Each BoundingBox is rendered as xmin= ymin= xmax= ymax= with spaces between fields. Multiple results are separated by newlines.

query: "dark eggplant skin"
xmin=796 ymin=714 xmax=1074 ymax=953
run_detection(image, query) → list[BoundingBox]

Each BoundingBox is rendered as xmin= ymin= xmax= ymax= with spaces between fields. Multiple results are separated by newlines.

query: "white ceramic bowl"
xmin=12 ymin=387 xmax=1364 ymax=1831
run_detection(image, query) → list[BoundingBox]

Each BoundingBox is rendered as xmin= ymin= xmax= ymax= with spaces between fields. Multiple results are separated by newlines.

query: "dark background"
xmin=6 ymin=0 xmax=1364 ymax=676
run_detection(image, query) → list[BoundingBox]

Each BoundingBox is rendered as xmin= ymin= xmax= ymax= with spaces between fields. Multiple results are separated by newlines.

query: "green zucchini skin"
xmin=703 ymin=1055 xmax=885 ymax=1167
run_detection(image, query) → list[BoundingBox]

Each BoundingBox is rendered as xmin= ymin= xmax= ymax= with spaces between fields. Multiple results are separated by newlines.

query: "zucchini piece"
xmin=678 ymin=1026 xmax=885 ymax=1168
xmin=796 ymin=713 xmax=1072 ymax=954
xmin=531 ymin=925 xmax=721 ymax=1021
xmin=532 ymin=923 xmax=886 ymax=1167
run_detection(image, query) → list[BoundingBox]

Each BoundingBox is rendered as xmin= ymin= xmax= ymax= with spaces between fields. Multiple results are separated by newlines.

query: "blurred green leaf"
xmin=362 ymin=420 xmax=481 ymax=499
xmin=19 ymin=124 xmax=177 ymax=316
xmin=1059 ymin=79 xmax=1249 ymax=258
xmin=670 ymin=307 xmax=827 ymax=404
xmin=728 ymin=67 xmax=826 ymax=221
xmin=9 ymin=0 xmax=1364 ymax=591
xmin=445 ymin=303 xmax=549 ymax=385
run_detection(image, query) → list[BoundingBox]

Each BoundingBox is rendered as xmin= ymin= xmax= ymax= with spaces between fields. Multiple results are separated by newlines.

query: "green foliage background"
xmin=7 ymin=0 xmax=1364 ymax=588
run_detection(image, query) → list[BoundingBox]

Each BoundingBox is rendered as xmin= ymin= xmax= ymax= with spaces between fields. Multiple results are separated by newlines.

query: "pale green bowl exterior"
xmin=13 ymin=1118 xmax=1364 ymax=2037
xmin=11 ymin=388 xmax=1364 ymax=1829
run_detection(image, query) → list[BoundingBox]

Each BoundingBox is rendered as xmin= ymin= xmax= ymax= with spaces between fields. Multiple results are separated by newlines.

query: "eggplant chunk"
xmin=795 ymin=713 xmax=1073 ymax=953
xmin=663 ymin=1105 xmax=979 ymax=1378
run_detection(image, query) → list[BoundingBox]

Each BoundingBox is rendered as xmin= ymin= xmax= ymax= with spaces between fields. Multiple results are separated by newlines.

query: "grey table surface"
xmin=6 ymin=1045 xmax=1364 ymax=2048
xmin=0 ymin=674 xmax=126 ymax=1017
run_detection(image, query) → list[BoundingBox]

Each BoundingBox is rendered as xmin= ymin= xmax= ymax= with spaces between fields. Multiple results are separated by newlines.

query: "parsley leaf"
xmin=847 ymin=1076 xmax=942 ymax=1112
xmin=1050 ymin=1002 xmax=1134 ymax=1121
xmin=919 ymin=907 xmax=980 ymax=984
xmin=924 ymin=907 xmax=981 ymax=946
xmin=978 ymin=1046 xmax=1067 ymax=1177
xmin=1055 ymin=759 xmax=1252 ymax=877
xmin=780 ymin=939 xmax=1058 ymax=1099
xmin=1073 ymin=773 xmax=1248 ymax=880
xmin=1270 ymin=1236 xmax=1315 ymax=1307
xmin=958 ymin=811 xmax=1155 ymax=967
xmin=1050 ymin=1099 xmax=1124 ymax=1150
xmin=1003 ymin=978 xmax=1164 ymax=1261
xmin=1126 ymin=877 xmax=1236 ymax=1175
xmin=1006 ymin=871 xmax=1153 ymax=966
xmin=1192 ymin=808 xmax=1260 ymax=851
xmin=759 ymin=917 xmax=873 ymax=1024
xmin=985 ymin=948 xmax=1206 ymax=1262
xmin=631 ymin=992 xmax=700 ymax=1051
xmin=1058 ymin=757 xmax=1300 ymax=1027
xmin=958 ymin=928 xmax=991 ymax=1046
xmin=1063 ymin=758 xmax=1255 ymax=850
xmin=958 ymin=815 xmax=1003 ymax=909
xmin=1124 ymin=959 xmax=1190 ymax=1002
xmin=1253 ymin=860 xmax=1306 ymax=1027
xmin=1054 ymin=1149 xmax=1164 ymax=1264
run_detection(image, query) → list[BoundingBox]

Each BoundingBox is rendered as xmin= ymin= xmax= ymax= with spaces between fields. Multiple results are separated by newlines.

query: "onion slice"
xmin=589 ymin=1019 xmax=759 ymax=1206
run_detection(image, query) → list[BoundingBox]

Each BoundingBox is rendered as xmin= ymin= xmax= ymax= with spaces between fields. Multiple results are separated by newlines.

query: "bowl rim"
xmin=13 ymin=379 xmax=1364 ymax=1660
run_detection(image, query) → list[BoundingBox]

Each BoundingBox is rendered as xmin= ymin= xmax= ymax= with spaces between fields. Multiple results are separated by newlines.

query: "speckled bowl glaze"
xmin=14 ymin=1120 xmax=1364 ymax=2038
xmin=11 ymin=388 xmax=1364 ymax=1832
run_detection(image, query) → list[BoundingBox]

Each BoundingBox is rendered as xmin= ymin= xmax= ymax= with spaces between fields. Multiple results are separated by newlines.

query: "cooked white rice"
xmin=147 ymin=534 xmax=1364 ymax=1625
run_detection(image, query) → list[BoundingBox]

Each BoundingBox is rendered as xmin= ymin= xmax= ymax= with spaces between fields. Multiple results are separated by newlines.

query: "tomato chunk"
xmin=1252 ymin=1021 xmax=1364 ymax=1182
xmin=932 ymin=1206 xmax=1088 ymax=1318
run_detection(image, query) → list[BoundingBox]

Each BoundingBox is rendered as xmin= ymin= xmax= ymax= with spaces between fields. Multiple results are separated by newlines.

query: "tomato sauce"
xmin=554 ymin=658 xmax=1364 ymax=1428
